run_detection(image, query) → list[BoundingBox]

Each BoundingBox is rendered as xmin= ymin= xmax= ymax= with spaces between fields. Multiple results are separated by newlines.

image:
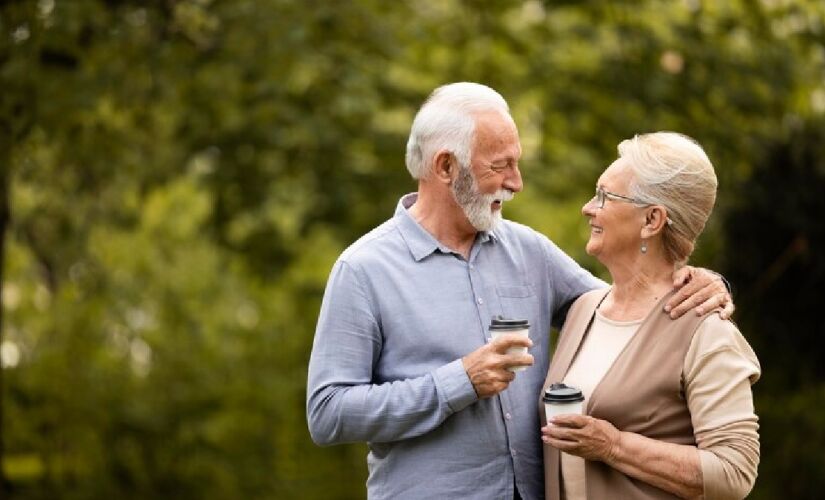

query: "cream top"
xmin=560 ymin=312 xmax=761 ymax=500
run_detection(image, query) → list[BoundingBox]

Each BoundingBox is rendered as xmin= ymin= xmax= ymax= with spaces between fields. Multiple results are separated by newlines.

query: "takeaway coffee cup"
xmin=543 ymin=383 xmax=585 ymax=423
xmin=489 ymin=316 xmax=530 ymax=372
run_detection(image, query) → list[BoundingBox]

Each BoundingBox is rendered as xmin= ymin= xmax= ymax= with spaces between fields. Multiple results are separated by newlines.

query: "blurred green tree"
xmin=1 ymin=0 xmax=823 ymax=498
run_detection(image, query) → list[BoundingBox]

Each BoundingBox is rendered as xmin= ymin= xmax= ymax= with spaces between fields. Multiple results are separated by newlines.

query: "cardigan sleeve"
xmin=683 ymin=315 xmax=761 ymax=500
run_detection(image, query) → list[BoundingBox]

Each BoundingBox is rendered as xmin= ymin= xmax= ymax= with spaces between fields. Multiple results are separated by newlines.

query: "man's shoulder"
xmin=495 ymin=219 xmax=560 ymax=253
xmin=339 ymin=217 xmax=403 ymax=266
xmin=495 ymin=218 xmax=543 ymax=243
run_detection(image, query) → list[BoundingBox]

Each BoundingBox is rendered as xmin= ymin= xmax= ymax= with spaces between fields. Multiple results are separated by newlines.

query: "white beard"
xmin=452 ymin=166 xmax=514 ymax=232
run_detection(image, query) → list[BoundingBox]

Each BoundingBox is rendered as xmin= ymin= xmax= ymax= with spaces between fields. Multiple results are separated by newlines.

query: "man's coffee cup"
xmin=489 ymin=316 xmax=530 ymax=372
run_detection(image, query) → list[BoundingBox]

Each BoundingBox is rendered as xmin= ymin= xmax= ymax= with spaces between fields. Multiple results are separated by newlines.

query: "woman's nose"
xmin=582 ymin=197 xmax=597 ymax=216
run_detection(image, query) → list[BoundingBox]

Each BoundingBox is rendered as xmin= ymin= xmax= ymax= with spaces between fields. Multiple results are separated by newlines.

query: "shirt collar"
xmin=394 ymin=193 xmax=498 ymax=261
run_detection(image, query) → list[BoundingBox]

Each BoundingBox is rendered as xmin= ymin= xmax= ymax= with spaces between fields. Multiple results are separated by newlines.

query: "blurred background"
xmin=1 ymin=0 xmax=824 ymax=498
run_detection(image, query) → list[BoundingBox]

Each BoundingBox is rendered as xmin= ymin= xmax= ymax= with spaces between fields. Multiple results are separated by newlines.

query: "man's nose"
xmin=504 ymin=166 xmax=523 ymax=193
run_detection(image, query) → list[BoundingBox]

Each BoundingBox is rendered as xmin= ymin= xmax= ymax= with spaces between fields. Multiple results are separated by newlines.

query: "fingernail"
xmin=663 ymin=305 xmax=671 ymax=312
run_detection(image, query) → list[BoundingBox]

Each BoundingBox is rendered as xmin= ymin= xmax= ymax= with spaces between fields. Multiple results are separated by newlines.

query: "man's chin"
xmin=471 ymin=212 xmax=502 ymax=232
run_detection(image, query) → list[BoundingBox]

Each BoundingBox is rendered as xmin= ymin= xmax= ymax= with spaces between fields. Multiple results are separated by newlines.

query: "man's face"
xmin=452 ymin=111 xmax=523 ymax=232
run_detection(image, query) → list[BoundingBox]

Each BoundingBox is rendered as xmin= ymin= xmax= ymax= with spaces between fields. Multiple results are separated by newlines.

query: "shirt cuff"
xmin=432 ymin=359 xmax=478 ymax=414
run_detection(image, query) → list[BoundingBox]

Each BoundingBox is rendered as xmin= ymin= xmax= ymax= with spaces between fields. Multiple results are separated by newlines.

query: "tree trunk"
xmin=0 ymin=127 xmax=11 ymax=492
xmin=0 ymin=155 xmax=10 ymax=493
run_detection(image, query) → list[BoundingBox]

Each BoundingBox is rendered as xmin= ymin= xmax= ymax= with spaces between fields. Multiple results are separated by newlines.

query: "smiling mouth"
xmin=590 ymin=225 xmax=603 ymax=234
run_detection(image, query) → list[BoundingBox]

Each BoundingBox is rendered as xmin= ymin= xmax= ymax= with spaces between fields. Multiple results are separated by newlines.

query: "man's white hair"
xmin=405 ymin=82 xmax=511 ymax=179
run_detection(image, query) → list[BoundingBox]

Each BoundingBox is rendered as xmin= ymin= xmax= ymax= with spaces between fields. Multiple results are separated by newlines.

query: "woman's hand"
xmin=542 ymin=415 xmax=705 ymax=498
xmin=541 ymin=414 xmax=622 ymax=462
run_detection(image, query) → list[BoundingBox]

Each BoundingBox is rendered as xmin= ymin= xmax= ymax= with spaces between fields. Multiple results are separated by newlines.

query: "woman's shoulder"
xmin=574 ymin=287 xmax=610 ymax=303
xmin=686 ymin=313 xmax=761 ymax=382
xmin=694 ymin=314 xmax=755 ymax=354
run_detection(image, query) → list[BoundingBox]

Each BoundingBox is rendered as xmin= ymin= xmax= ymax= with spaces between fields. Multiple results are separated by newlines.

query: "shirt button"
xmin=511 ymin=448 xmax=517 ymax=456
xmin=469 ymin=263 xmax=474 ymax=270
xmin=505 ymin=412 xmax=512 ymax=420
xmin=477 ymin=297 xmax=484 ymax=305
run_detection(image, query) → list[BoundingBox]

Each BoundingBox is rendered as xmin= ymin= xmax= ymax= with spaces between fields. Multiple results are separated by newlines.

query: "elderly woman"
xmin=540 ymin=132 xmax=760 ymax=499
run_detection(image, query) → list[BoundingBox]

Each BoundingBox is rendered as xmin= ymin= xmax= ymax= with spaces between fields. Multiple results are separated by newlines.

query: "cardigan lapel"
xmin=585 ymin=291 xmax=676 ymax=415
xmin=546 ymin=287 xmax=611 ymax=385
xmin=542 ymin=287 xmax=610 ymax=500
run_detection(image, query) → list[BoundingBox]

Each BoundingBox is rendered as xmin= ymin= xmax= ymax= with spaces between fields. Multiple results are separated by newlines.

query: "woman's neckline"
xmin=596 ymin=285 xmax=672 ymax=322
xmin=594 ymin=309 xmax=645 ymax=327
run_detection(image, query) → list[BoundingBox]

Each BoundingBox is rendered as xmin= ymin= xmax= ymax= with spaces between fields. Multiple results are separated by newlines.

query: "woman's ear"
xmin=641 ymin=206 xmax=669 ymax=238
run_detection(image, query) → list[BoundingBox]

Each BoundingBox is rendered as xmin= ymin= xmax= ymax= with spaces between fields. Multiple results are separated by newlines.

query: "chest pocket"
xmin=496 ymin=284 xmax=537 ymax=321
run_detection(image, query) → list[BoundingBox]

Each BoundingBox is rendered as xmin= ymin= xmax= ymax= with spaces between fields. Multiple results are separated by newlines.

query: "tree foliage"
xmin=1 ymin=0 xmax=823 ymax=498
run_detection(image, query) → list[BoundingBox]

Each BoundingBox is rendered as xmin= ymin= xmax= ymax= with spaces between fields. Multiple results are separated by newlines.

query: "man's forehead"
xmin=473 ymin=109 xmax=516 ymax=130
xmin=472 ymin=113 xmax=520 ymax=149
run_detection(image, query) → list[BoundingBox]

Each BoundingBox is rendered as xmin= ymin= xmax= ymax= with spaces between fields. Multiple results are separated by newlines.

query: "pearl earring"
xmin=641 ymin=241 xmax=648 ymax=254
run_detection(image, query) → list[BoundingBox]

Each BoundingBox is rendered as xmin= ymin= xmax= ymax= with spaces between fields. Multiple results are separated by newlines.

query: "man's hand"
xmin=541 ymin=414 xmax=621 ymax=463
xmin=666 ymin=267 xmax=734 ymax=320
xmin=462 ymin=333 xmax=534 ymax=399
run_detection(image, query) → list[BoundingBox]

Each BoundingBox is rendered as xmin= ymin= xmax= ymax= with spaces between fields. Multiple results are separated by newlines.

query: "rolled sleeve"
xmin=698 ymin=431 xmax=760 ymax=500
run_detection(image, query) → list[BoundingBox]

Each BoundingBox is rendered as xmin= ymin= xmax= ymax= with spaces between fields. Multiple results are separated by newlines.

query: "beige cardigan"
xmin=540 ymin=288 xmax=760 ymax=499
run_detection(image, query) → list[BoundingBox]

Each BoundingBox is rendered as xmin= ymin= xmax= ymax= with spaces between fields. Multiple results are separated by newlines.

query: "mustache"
xmin=486 ymin=189 xmax=515 ymax=203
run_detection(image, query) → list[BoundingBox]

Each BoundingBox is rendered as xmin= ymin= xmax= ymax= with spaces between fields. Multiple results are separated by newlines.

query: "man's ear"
xmin=641 ymin=206 xmax=669 ymax=238
xmin=432 ymin=151 xmax=454 ymax=184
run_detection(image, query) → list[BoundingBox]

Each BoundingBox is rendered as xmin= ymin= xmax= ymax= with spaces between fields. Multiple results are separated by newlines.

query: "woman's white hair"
xmin=405 ymin=82 xmax=511 ymax=179
xmin=619 ymin=132 xmax=718 ymax=265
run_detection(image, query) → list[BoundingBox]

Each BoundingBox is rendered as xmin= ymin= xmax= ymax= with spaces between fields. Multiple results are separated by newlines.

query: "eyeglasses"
xmin=592 ymin=187 xmax=649 ymax=209
xmin=591 ymin=187 xmax=674 ymax=225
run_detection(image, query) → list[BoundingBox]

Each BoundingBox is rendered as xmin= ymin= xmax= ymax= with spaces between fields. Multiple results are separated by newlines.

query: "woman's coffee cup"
xmin=543 ymin=382 xmax=585 ymax=422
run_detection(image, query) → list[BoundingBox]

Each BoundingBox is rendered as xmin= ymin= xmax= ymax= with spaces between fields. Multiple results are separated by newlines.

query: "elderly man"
xmin=306 ymin=83 xmax=730 ymax=499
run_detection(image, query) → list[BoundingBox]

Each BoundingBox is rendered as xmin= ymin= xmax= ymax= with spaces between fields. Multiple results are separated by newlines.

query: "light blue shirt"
xmin=307 ymin=193 xmax=603 ymax=499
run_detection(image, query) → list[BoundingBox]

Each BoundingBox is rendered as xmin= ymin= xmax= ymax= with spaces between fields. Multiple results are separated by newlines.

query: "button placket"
xmin=467 ymin=259 xmax=489 ymax=343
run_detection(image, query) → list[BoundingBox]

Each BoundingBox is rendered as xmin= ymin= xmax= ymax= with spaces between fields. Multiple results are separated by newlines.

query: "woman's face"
xmin=581 ymin=158 xmax=647 ymax=265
